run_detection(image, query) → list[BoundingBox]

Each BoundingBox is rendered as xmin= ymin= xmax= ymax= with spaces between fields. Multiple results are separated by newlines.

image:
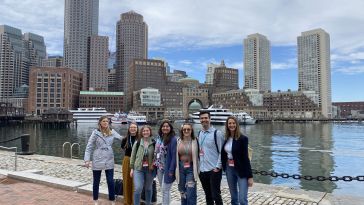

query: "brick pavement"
xmin=0 ymin=177 xmax=115 ymax=205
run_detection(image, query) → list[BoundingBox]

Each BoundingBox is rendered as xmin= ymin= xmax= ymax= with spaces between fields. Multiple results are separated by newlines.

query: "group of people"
xmin=84 ymin=111 xmax=253 ymax=205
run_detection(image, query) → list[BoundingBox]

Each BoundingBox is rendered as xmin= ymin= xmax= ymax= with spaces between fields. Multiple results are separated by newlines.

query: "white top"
xmin=224 ymin=137 xmax=233 ymax=159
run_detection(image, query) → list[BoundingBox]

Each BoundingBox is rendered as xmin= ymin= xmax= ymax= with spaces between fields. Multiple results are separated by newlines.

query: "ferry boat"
xmin=111 ymin=112 xmax=128 ymax=124
xmin=69 ymin=107 xmax=112 ymax=123
xmin=190 ymin=105 xmax=256 ymax=125
xmin=233 ymin=112 xmax=257 ymax=125
xmin=127 ymin=111 xmax=147 ymax=124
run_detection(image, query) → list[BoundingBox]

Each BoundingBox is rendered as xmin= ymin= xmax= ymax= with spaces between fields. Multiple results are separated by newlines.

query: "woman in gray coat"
xmin=84 ymin=116 xmax=123 ymax=205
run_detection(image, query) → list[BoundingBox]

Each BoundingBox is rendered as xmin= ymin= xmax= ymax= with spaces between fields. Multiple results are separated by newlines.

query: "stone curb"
xmin=7 ymin=171 xmax=88 ymax=191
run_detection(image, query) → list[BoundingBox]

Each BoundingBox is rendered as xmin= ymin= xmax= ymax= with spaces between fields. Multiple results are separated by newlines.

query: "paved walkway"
xmin=0 ymin=150 xmax=363 ymax=205
xmin=0 ymin=176 xmax=112 ymax=205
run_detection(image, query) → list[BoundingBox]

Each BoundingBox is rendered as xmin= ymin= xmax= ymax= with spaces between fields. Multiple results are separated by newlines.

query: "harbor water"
xmin=0 ymin=121 xmax=363 ymax=197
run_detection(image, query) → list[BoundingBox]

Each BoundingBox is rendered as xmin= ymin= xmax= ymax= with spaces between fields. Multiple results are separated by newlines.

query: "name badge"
xmin=184 ymin=162 xmax=190 ymax=168
xmin=199 ymin=149 xmax=204 ymax=156
xmin=157 ymin=153 xmax=160 ymax=159
xmin=228 ymin=159 xmax=235 ymax=167
xmin=143 ymin=160 xmax=149 ymax=167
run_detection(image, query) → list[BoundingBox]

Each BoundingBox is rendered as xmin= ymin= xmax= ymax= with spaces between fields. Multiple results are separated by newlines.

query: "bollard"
xmin=17 ymin=134 xmax=34 ymax=155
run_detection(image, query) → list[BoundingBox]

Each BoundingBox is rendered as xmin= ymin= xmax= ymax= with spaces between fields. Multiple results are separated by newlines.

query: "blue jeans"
xmin=178 ymin=161 xmax=197 ymax=205
xmin=226 ymin=165 xmax=249 ymax=205
xmin=92 ymin=169 xmax=115 ymax=201
xmin=133 ymin=167 xmax=154 ymax=205
xmin=157 ymin=169 xmax=173 ymax=205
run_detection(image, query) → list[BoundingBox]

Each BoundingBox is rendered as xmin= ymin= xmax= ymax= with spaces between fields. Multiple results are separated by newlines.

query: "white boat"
xmin=233 ymin=112 xmax=257 ymax=125
xmin=111 ymin=112 xmax=128 ymax=124
xmin=189 ymin=105 xmax=256 ymax=125
xmin=127 ymin=111 xmax=147 ymax=124
xmin=69 ymin=107 xmax=112 ymax=123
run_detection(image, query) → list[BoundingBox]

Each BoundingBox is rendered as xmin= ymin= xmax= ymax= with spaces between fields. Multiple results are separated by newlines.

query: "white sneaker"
xmin=94 ymin=200 xmax=98 ymax=205
xmin=111 ymin=201 xmax=115 ymax=205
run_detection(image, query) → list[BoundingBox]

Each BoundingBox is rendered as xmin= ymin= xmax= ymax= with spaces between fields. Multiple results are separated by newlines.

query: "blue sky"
xmin=1 ymin=0 xmax=364 ymax=102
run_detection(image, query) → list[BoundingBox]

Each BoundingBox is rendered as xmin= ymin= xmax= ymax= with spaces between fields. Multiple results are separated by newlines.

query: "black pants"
xmin=92 ymin=169 xmax=115 ymax=201
xmin=199 ymin=169 xmax=223 ymax=205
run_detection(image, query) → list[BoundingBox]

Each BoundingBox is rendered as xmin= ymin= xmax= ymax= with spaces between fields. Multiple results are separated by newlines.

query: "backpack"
xmin=198 ymin=129 xmax=219 ymax=154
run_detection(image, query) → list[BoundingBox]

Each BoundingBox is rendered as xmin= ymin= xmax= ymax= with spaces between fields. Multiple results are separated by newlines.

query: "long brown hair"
xmin=98 ymin=116 xmax=112 ymax=136
xmin=179 ymin=123 xmax=195 ymax=140
xmin=124 ymin=122 xmax=138 ymax=149
xmin=158 ymin=119 xmax=175 ymax=145
xmin=224 ymin=116 xmax=241 ymax=140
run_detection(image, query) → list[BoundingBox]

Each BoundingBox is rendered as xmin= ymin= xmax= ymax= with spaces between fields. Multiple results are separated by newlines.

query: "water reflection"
xmin=1 ymin=122 xmax=363 ymax=197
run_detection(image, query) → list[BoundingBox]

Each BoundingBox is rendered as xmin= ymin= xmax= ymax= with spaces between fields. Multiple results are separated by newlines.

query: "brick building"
xmin=28 ymin=67 xmax=83 ymax=115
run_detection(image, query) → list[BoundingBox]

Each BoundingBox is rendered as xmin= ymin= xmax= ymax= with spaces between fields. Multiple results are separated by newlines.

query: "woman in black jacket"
xmin=221 ymin=116 xmax=253 ymax=205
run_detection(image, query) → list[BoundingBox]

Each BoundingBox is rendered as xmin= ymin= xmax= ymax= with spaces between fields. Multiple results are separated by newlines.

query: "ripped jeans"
xmin=178 ymin=161 xmax=197 ymax=205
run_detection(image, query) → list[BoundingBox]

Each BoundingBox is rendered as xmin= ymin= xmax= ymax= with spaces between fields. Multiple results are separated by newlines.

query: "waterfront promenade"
xmin=0 ymin=150 xmax=362 ymax=205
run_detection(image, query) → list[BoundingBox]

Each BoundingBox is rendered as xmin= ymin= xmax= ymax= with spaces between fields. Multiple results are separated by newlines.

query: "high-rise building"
xmin=0 ymin=25 xmax=24 ymax=98
xmin=298 ymin=28 xmax=331 ymax=118
xmin=87 ymin=35 xmax=108 ymax=91
xmin=64 ymin=0 xmax=99 ymax=89
xmin=0 ymin=25 xmax=46 ymax=98
xmin=116 ymin=11 xmax=148 ymax=92
xmin=23 ymin=32 xmax=47 ymax=85
xmin=244 ymin=33 xmax=271 ymax=92
xmin=23 ymin=32 xmax=47 ymax=67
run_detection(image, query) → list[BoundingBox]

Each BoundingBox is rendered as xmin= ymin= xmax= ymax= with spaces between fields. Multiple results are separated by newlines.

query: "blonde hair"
xmin=98 ymin=116 xmax=112 ymax=136
xmin=224 ymin=116 xmax=241 ymax=140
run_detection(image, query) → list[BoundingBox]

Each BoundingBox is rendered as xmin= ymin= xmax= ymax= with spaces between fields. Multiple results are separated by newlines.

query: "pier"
xmin=0 ymin=102 xmax=25 ymax=123
xmin=0 ymin=150 xmax=362 ymax=205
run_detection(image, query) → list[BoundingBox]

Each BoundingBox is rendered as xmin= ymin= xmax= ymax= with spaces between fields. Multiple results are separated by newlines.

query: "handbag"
xmin=114 ymin=178 xmax=123 ymax=195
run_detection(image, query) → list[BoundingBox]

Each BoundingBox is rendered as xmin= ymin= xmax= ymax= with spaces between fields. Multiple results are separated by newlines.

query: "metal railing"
xmin=70 ymin=143 xmax=80 ymax=159
xmin=0 ymin=146 xmax=18 ymax=171
xmin=62 ymin=142 xmax=81 ymax=159
xmin=62 ymin=142 xmax=71 ymax=158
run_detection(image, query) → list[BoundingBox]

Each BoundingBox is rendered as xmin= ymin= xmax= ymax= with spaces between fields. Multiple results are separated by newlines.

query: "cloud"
xmin=272 ymin=58 xmax=297 ymax=70
xmin=335 ymin=66 xmax=364 ymax=75
xmin=332 ymin=51 xmax=364 ymax=62
xmin=178 ymin=60 xmax=193 ymax=65
xmin=0 ymin=0 xmax=64 ymax=55
xmin=2 ymin=0 xmax=364 ymax=55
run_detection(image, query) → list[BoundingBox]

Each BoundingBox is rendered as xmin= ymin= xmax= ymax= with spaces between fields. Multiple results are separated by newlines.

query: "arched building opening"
xmin=188 ymin=99 xmax=203 ymax=114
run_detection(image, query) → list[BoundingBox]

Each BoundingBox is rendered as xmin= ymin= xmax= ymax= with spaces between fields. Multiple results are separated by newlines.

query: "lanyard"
xmin=143 ymin=141 xmax=149 ymax=156
xmin=199 ymin=131 xmax=209 ymax=147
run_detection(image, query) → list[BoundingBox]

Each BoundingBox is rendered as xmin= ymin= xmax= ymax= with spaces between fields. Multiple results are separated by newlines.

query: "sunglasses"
xmin=182 ymin=128 xmax=191 ymax=132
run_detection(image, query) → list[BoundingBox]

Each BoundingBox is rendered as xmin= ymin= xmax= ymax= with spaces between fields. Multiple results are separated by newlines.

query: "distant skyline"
xmin=1 ymin=0 xmax=364 ymax=102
